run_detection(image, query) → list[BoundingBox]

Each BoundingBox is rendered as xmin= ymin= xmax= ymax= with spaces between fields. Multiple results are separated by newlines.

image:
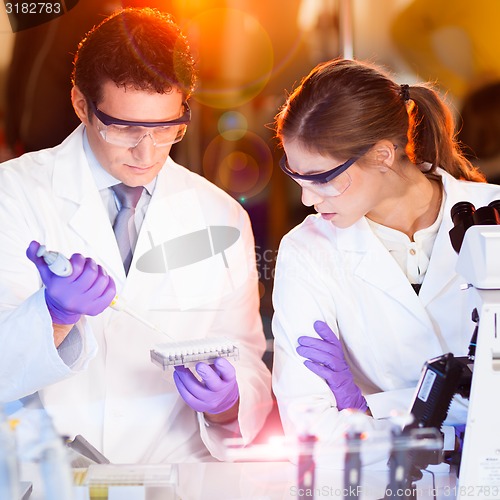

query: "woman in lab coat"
xmin=271 ymin=58 xmax=500 ymax=459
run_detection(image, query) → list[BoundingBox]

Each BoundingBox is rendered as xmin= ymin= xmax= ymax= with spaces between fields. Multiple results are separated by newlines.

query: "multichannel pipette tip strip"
xmin=150 ymin=337 xmax=239 ymax=369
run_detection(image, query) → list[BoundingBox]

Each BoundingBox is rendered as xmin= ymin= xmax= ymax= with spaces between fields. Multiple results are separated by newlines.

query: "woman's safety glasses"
xmin=89 ymin=101 xmax=191 ymax=148
xmin=279 ymin=153 xmax=360 ymax=197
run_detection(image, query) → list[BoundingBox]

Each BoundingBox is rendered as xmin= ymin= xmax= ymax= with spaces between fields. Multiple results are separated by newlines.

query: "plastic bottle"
xmin=0 ymin=404 xmax=21 ymax=499
xmin=38 ymin=412 xmax=74 ymax=500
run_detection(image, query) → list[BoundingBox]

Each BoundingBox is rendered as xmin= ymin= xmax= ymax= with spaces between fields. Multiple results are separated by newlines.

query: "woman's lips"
xmin=320 ymin=212 xmax=336 ymax=221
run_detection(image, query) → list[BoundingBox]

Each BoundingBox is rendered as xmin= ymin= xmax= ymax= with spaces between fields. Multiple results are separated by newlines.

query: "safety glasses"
xmin=89 ymin=101 xmax=191 ymax=148
xmin=279 ymin=153 xmax=360 ymax=197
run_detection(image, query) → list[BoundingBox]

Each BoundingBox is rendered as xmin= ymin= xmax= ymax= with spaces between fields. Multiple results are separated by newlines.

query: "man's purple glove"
xmin=296 ymin=320 xmax=368 ymax=412
xmin=26 ymin=240 xmax=116 ymax=325
xmin=173 ymin=357 xmax=239 ymax=414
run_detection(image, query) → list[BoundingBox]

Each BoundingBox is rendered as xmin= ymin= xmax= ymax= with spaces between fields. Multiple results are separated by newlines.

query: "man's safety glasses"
xmin=89 ymin=101 xmax=191 ymax=148
xmin=279 ymin=153 xmax=360 ymax=197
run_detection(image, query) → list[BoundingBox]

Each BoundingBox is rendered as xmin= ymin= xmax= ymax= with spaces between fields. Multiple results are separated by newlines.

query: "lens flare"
xmin=184 ymin=8 xmax=274 ymax=108
xmin=202 ymin=131 xmax=273 ymax=200
xmin=218 ymin=111 xmax=248 ymax=141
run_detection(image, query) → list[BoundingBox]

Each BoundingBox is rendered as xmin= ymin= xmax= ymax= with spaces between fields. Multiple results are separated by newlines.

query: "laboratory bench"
xmin=20 ymin=460 xmax=461 ymax=500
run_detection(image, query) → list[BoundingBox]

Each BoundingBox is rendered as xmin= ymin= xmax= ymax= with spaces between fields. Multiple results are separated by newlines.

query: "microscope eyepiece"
xmin=488 ymin=199 xmax=500 ymax=214
xmin=449 ymin=200 xmax=500 ymax=253
xmin=474 ymin=205 xmax=500 ymax=225
xmin=450 ymin=201 xmax=475 ymax=226
xmin=450 ymin=202 xmax=476 ymax=253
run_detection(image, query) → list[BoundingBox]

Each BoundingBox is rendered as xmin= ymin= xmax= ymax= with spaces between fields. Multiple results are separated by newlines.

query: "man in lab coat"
xmin=0 ymin=7 xmax=272 ymax=463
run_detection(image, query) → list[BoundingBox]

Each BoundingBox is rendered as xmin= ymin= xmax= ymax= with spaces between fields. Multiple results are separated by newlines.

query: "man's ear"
xmin=71 ymin=86 xmax=91 ymax=126
xmin=372 ymin=140 xmax=397 ymax=172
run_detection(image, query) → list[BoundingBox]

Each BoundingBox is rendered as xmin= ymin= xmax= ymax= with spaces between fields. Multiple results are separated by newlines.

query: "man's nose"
xmin=132 ymin=132 xmax=156 ymax=161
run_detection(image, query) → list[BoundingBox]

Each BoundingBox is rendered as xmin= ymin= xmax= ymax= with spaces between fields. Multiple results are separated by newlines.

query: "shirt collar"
xmin=83 ymin=128 xmax=157 ymax=195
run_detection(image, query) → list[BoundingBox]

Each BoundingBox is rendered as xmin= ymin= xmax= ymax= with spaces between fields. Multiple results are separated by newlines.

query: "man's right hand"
xmin=26 ymin=241 xmax=116 ymax=325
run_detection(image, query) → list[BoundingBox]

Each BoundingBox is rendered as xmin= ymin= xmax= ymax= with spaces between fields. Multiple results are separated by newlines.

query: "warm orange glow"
xmin=181 ymin=8 xmax=274 ymax=109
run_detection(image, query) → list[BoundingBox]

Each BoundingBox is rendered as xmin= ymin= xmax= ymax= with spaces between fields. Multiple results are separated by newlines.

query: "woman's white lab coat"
xmin=0 ymin=125 xmax=272 ymax=463
xmin=272 ymin=168 xmax=500 ymax=448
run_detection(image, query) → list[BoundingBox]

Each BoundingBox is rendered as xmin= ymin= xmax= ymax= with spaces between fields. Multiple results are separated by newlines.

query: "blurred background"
xmin=2 ymin=0 xmax=500 ymax=364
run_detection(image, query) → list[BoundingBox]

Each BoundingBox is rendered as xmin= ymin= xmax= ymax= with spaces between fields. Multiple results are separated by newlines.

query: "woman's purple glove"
xmin=173 ymin=357 xmax=239 ymax=414
xmin=296 ymin=320 xmax=368 ymax=412
xmin=26 ymin=241 xmax=116 ymax=325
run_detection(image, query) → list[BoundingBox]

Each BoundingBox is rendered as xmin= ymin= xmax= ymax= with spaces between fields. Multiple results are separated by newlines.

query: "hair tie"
xmin=400 ymin=84 xmax=410 ymax=102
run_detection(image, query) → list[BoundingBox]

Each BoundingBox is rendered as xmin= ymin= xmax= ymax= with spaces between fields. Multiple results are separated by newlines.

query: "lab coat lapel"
xmin=124 ymin=159 xmax=191 ymax=292
xmin=418 ymin=170 xmax=470 ymax=306
xmin=417 ymin=213 xmax=456 ymax=306
xmin=52 ymin=128 xmax=125 ymax=281
xmin=337 ymin=218 xmax=434 ymax=329
xmin=340 ymin=169 xmax=472 ymax=314
xmin=127 ymin=160 xmax=228 ymax=309
xmin=127 ymin=160 xmax=180 ymax=279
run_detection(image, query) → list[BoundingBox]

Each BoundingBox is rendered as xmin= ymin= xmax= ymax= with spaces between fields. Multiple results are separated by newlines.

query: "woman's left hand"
xmin=296 ymin=320 xmax=368 ymax=412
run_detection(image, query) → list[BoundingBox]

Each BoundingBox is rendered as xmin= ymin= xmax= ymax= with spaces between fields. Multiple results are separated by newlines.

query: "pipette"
xmin=36 ymin=245 xmax=172 ymax=339
xmin=36 ymin=245 xmax=239 ymax=368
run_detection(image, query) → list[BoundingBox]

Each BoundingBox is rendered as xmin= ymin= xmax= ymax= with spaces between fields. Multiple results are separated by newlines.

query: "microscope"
xmin=450 ymin=201 xmax=500 ymax=499
xmin=402 ymin=200 xmax=500 ymax=499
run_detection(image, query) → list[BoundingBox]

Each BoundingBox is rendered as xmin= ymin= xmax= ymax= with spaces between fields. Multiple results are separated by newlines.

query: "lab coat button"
xmin=409 ymin=248 xmax=416 ymax=255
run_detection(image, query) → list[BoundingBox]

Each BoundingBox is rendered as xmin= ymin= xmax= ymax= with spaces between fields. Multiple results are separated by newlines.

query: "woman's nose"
xmin=301 ymin=186 xmax=323 ymax=207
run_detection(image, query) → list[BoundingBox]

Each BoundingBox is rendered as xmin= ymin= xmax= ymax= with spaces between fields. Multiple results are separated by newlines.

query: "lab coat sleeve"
xmin=197 ymin=207 xmax=273 ymax=459
xmin=272 ymin=236 xmax=392 ymax=466
xmin=0 ymin=165 xmax=97 ymax=402
xmin=0 ymin=289 xmax=98 ymax=402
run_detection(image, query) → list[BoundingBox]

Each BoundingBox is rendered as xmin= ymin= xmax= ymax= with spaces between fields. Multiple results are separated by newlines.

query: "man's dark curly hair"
xmin=72 ymin=7 xmax=196 ymax=106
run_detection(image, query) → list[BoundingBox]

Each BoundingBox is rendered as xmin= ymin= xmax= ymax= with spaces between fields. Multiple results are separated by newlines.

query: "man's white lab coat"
xmin=0 ymin=125 xmax=272 ymax=463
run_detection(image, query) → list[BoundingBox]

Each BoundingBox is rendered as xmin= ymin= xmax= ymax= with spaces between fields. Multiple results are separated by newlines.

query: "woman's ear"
xmin=372 ymin=140 xmax=397 ymax=172
xmin=71 ymin=86 xmax=91 ymax=126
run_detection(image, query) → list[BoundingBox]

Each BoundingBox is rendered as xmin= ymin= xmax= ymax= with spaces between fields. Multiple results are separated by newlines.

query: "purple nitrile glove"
xmin=173 ymin=357 xmax=239 ymax=414
xmin=296 ymin=320 xmax=368 ymax=412
xmin=26 ymin=240 xmax=116 ymax=325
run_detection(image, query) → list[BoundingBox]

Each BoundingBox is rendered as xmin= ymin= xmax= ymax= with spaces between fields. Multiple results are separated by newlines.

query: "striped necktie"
xmin=111 ymin=183 xmax=144 ymax=274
